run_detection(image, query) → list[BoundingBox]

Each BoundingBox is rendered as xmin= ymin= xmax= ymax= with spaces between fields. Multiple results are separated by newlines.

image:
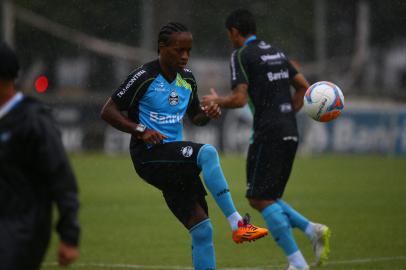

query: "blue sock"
xmin=197 ymin=144 xmax=237 ymax=218
xmin=261 ymin=203 xmax=299 ymax=256
xmin=189 ymin=219 xmax=216 ymax=270
xmin=277 ymin=199 xmax=310 ymax=232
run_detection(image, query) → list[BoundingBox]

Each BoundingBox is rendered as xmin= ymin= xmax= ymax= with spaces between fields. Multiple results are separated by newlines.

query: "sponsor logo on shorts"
xmin=280 ymin=103 xmax=293 ymax=113
xmin=181 ymin=146 xmax=193 ymax=157
xmin=169 ymin=90 xmax=179 ymax=106
xmin=283 ymin=136 xmax=298 ymax=142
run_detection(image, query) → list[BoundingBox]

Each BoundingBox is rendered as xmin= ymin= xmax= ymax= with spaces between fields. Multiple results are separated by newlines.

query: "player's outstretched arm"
xmin=202 ymin=85 xmax=248 ymax=109
xmin=290 ymin=73 xmax=309 ymax=112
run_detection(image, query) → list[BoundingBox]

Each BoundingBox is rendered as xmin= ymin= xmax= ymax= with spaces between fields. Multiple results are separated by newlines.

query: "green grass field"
xmin=42 ymin=154 xmax=406 ymax=270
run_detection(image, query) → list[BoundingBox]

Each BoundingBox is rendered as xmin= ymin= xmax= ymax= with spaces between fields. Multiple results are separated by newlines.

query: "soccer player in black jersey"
xmin=0 ymin=42 xmax=80 ymax=269
xmin=101 ymin=22 xmax=268 ymax=270
xmin=202 ymin=9 xmax=331 ymax=270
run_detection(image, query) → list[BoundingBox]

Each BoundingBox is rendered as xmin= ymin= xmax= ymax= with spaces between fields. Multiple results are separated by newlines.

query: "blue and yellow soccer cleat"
xmin=311 ymin=223 xmax=331 ymax=266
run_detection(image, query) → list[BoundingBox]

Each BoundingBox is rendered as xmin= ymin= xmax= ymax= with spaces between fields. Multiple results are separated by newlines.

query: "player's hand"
xmin=202 ymin=102 xmax=221 ymax=119
xmin=201 ymin=88 xmax=221 ymax=118
xmin=140 ymin=129 xmax=167 ymax=144
xmin=58 ymin=242 xmax=79 ymax=267
xmin=201 ymin=88 xmax=219 ymax=107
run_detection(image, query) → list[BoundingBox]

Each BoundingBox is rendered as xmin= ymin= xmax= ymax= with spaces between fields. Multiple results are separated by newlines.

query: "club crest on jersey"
xmin=181 ymin=146 xmax=193 ymax=157
xmin=169 ymin=90 xmax=179 ymax=106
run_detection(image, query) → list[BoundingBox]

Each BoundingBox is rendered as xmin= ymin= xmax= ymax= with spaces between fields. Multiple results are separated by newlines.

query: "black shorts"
xmin=130 ymin=141 xmax=208 ymax=226
xmin=246 ymin=137 xmax=298 ymax=200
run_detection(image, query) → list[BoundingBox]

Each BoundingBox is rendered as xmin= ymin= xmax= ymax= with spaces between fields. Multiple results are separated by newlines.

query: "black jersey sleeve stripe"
xmin=129 ymin=77 xmax=155 ymax=108
xmin=287 ymin=60 xmax=299 ymax=78
xmin=237 ymin=46 xmax=249 ymax=82
xmin=182 ymin=76 xmax=197 ymax=102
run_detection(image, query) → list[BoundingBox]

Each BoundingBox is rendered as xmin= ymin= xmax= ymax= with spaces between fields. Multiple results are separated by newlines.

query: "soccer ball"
xmin=303 ymin=81 xmax=345 ymax=122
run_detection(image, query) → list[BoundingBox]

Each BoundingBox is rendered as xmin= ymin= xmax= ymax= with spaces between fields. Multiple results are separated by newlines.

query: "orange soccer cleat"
xmin=232 ymin=214 xmax=268 ymax=243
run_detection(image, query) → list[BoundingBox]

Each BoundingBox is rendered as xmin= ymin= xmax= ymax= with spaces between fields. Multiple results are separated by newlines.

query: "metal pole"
xmin=314 ymin=0 xmax=326 ymax=78
xmin=2 ymin=0 xmax=15 ymax=47
xmin=141 ymin=0 xmax=154 ymax=50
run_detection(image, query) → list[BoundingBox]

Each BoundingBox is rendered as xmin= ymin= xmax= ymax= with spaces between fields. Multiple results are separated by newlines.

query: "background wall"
xmin=2 ymin=0 xmax=406 ymax=155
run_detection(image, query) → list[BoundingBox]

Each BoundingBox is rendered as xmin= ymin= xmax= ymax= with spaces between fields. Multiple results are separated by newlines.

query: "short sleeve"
xmin=230 ymin=48 xmax=249 ymax=89
xmin=111 ymin=68 xmax=148 ymax=111
xmin=287 ymin=60 xmax=299 ymax=79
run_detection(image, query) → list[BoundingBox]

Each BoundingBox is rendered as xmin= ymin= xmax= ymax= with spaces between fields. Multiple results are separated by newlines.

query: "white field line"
xmin=43 ymin=255 xmax=406 ymax=269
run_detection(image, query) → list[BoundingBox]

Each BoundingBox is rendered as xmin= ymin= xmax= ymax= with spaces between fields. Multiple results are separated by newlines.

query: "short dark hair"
xmin=157 ymin=22 xmax=189 ymax=53
xmin=0 ymin=42 xmax=19 ymax=80
xmin=225 ymin=9 xmax=256 ymax=37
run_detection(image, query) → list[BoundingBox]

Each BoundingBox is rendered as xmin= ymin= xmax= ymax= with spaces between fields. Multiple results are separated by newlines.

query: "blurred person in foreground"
xmin=101 ymin=22 xmax=268 ymax=269
xmin=202 ymin=9 xmax=331 ymax=270
xmin=0 ymin=42 xmax=80 ymax=269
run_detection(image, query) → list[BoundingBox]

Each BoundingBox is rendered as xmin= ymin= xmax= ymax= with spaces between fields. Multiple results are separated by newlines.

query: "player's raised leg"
xmin=197 ymin=144 xmax=268 ymax=243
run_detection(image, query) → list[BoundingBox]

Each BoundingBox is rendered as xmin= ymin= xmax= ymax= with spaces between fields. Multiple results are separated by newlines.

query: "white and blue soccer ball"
xmin=303 ymin=81 xmax=345 ymax=122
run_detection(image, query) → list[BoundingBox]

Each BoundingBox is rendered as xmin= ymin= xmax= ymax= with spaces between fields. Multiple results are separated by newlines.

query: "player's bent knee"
xmin=197 ymin=144 xmax=219 ymax=166
xmin=189 ymin=219 xmax=213 ymax=243
xmin=248 ymin=198 xmax=276 ymax=211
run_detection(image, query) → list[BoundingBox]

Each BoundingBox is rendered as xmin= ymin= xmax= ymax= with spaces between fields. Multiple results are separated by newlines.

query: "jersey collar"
xmin=0 ymin=92 xmax=24 ymax=120
xmin=244 ymin=35 xmax=257 ymax=45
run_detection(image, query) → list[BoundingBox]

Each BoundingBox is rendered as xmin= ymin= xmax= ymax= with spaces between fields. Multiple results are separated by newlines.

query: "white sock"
xmin=288 ymin=250 xmax=308 ymax=269
xmin=305 ymin=222 xmax=315 ymax=240
xmin=227 ymin=211 xmax=242 ymax=230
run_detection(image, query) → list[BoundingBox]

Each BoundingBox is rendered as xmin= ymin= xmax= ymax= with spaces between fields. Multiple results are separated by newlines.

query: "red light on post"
xmin=35 ymin=75 xmax=49 ymax=93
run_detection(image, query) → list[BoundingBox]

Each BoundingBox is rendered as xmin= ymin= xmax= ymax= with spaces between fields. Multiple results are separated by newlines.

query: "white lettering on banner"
xmin=150 ymin=112 xmax=182 ymax=124
xmin=117 ymin=70 xmax=146 ymax=98
xmin=104 ymin=126 xmax=131 ymax=154
xmin=267 ymin=69 xmax=289 ymax=82
xmin=333 ymin=118 xmax=397 ymax=153
xmin=61 ymin=127 xmax=83 ymax=151
xmin=301 ymin=123 xmax=329 ymax=153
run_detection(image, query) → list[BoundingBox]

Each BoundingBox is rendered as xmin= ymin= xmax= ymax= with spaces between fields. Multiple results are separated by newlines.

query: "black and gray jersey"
xmin=230 ymin=38 xmax=299 ymax=140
